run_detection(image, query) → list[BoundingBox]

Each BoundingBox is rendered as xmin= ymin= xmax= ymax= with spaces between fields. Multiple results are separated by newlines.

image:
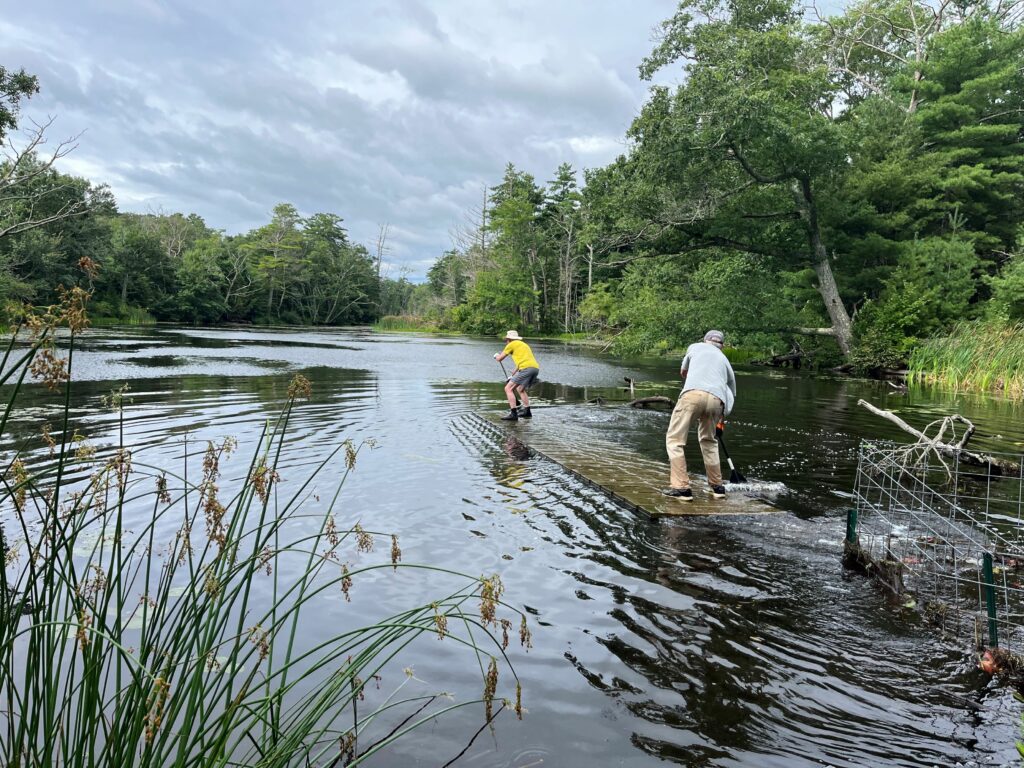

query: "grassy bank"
xmin=373 ymin=315 xmax=442 ymax=332
xmin=90 ymin=305 xmax=157 ymax=326
xmin=908 ymin=320 xmax=1024 ymax=395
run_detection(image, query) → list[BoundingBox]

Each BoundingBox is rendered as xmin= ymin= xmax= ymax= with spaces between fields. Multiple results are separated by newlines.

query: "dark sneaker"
xmin=500 ymin=408 xmax=519 ymax=421
xmin=661 ymin=487 xmax=693 ymax=501
xmin=517 ymin=406 xmax=533 ymax=419
xmin=708 ymin=485 xmax=726 ymax=498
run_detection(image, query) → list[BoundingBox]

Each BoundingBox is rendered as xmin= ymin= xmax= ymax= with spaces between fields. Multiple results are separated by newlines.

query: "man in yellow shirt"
xmin=494 ymin=330 xmax=540 ymax=421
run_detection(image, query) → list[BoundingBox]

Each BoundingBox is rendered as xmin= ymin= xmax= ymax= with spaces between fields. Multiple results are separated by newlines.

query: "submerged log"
xmin=843 ymin=539 xmax=905 ymax=595
xmin=752 ymin=345 xmax=813 ymax=369
xmin=629 ymin=396 xmax=675 ymax=409
xmin=857 ymin=399 xmax=1018 ymax=475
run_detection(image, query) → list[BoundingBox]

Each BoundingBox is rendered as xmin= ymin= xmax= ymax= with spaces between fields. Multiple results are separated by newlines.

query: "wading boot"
xmin=500 ymin=407 xmax=519 ymax=421
xmin=517 ymin=406 xmax=533 ymax=419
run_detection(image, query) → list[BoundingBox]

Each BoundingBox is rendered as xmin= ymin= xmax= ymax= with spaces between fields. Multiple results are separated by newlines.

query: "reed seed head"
xmin=144 ymin=677 xmax=170 ymax=744
xmin=500 ymin=618 xmax=511 ymax=650
xmin=483 ymin=657 xmax=499 ymax=720
xmin=29 ymin=347 xmax=68 ymax=391
xmin=519 ymin=615 xmax=532 ymax=649
xmin=343 ymin=439 xmax=357 ymax=471
xmin=41 ymin=424 xmax=55 ymax=456
xmin=8 ymin=458 xmax=27 ymax=513
xmin=287 ymin=374 xmax=312 ymax=400
xmin=390 ymin=534 xmax=402 ymax=570
xmin=56 ymin=285 xmax=91 ymax=333
xmin=354 ymin=523 xmax=373 ymax=553
xmin=479 ymin=574 xmax=504 ymax=627
xmin=433 ymin=603 xmax=448 ymax=640
xmin=341 ymin=563 xmax=353 ymax=601
xmin=156 ymin=474 xmax=171 ymax=505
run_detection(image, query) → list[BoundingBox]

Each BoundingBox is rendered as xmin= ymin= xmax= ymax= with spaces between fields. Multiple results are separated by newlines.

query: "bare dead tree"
xmin=142 ymin=207 xmax=203 ymax=262
xmin=222 ymin=246 xmax=254 ymax=309
xmin=374 ymin=222 xmax=390 ymax=281
xmin=448 ymin=184 xmax=493 ymax=290
xmin=812 ymin=0 xmax=978 ymax=115
xmin=0 ymin=116 xmax=88 ymax=239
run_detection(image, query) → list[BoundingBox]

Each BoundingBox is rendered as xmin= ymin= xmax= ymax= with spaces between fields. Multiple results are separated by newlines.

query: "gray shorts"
xmin=509 ymin=367 xmax=539 ymax=390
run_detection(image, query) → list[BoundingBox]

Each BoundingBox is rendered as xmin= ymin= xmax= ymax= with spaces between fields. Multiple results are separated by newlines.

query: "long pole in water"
xmin=497 ymin=358 xmax=521 ymax=407
xmin=716 ymin=424 xmax=747 ymax=484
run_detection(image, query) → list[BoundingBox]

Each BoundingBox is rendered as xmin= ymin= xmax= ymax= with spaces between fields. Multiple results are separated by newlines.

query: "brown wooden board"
xmin=466 ymin=412 xmax=781 ymax=518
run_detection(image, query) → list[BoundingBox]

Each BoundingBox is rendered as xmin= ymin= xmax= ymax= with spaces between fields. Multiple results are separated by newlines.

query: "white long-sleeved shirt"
xmin=680 ymin=342 xmax=737 ymax=415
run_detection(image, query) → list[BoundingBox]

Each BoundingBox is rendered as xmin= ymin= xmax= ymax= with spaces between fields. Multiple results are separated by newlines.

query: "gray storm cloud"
xmin=0 ymin=0 xmax=673 ymax=276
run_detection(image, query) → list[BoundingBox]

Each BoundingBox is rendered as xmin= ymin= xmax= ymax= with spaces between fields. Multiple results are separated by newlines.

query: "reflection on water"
xmin=5 ymin=326 xmax=1024 ymax=767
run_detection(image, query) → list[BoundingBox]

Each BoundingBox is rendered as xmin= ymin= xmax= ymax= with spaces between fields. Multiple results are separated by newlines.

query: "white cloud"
xmin=0 ymin=0 xmax=673 ymax=277
xmin=568 ymin=135 xmax=624 ymax=156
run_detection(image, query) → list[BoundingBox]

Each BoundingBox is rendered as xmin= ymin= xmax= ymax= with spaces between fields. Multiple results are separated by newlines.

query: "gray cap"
xmin=704 ymin=330 xmax=725 ymax=345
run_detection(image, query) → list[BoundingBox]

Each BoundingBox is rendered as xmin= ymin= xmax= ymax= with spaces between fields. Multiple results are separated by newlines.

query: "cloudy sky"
xmin=1 ymin=0 xmax=677 ymax=278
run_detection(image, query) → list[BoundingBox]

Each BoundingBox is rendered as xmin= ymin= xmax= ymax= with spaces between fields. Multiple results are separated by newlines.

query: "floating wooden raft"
xmin=465 ymin=412 xmax=780 ymax=518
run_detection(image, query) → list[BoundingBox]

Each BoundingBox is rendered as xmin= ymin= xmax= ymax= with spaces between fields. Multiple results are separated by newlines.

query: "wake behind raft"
xmin=465 ymin=408 xmax=785 ymax=519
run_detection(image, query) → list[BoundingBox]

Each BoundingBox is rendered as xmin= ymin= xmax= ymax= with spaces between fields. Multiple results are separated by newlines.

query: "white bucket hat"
xmin=504 ymin=330 xmax=523 ymax=341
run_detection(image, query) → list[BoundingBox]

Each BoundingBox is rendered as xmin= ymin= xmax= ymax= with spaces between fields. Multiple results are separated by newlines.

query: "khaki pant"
xmin=665 ymin=390 xmax=723 ymax=489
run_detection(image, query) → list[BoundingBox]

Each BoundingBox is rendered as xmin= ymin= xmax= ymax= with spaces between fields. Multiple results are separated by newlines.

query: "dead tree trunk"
xmin=791 ymin=177 xmax=854 ymax=357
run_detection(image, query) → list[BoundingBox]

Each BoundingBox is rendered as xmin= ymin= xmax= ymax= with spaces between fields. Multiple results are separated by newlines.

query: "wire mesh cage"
xmin=849 ymin=436 xmax=1024 ymax=662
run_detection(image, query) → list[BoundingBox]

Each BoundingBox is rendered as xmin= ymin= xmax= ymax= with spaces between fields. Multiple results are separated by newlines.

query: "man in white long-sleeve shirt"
xmin=662 ymin=330 xmax=737 ymax=501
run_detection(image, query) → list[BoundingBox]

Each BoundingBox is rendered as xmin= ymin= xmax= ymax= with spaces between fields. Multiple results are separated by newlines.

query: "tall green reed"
xmin=0 ymin=284 xmax=528 ymax=766
xmin=908 ymin=319 xmax=1024 ymax=396
xmin=372 ymin=315 xmax=439 ymax=333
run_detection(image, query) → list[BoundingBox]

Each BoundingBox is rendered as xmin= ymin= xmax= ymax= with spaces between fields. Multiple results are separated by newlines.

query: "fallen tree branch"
xmin=857 ymin=399 xmax=1016 ymax=475
xmin=752 ymin=348 xmax=812 ymax=368
xmin=795 ymin=326 xmax=836 ymax=337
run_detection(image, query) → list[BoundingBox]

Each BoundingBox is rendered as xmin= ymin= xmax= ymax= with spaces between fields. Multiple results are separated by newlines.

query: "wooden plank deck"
xmin=466 ymin=412 xmax=781 ymax=518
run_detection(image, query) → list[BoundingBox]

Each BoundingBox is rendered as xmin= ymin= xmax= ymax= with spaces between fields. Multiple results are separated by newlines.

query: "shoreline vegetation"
xmin=373 ymin=2 xmax=1024 ymax=393
xmin=371 ymin=317 xmax=1024 ymax=395
xmin=908 ymin=320 xmax=1024 ymax=397
xmin=2 ymin=2 xmax=1022 ymax=392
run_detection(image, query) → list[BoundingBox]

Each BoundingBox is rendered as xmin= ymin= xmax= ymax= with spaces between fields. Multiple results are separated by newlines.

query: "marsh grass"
xmin=908 ymin=320 xmax=1024 ymax=395
xmin=0 ymin=288 xmax=527 ymax=766
xmin=372 ymin=316 xmax=440 ymax=333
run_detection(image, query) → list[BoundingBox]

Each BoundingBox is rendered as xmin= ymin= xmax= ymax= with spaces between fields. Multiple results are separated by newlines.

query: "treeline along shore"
xmin=2 ymin=0 xmax=1023 ymax=393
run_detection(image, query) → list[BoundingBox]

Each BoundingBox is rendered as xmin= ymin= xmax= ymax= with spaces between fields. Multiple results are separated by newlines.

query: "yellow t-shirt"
xmin=503 ymin=340 xmax=539 ymax=371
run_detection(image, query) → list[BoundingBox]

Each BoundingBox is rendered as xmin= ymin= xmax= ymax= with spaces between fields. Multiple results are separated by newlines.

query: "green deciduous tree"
xmin=293 ymin=213 xmax=377 ymax=325
xmin=630 ymin=0 xmax=856 ymax=353
xmin=0 ymin=67 xmax=37 ymax=141
xmin=247 ymin=203 xmax=303 ymax=322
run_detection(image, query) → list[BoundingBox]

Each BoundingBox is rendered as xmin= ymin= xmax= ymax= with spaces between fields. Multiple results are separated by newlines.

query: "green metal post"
xmin=982 ymin=552 xmax=999 ymax=648
xmin=845 ymin=508 xmax=858 ymax=545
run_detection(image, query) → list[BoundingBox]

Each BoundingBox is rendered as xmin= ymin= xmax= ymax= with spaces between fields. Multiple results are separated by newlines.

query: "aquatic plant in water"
xmin=0 ymin=284 xmax=528 ymax=766
xmin=908 ymin=320 xmax=1024 ymax=395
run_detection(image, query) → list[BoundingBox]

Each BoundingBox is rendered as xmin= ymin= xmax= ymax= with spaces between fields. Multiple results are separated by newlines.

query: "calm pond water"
xmin=7 ymin=326 xmax=1024 ymax=767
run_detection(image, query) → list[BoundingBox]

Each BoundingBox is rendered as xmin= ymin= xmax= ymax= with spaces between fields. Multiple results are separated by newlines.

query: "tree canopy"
xmin=1 ymin=0 xmax=1021 ymax=362
xmin=411 ymin=0 xmax=1024 ymax=369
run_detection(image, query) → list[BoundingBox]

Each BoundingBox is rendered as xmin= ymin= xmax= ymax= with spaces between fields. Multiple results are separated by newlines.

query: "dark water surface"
xmin=8 ymin=326 xmax=1024 ymax=767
